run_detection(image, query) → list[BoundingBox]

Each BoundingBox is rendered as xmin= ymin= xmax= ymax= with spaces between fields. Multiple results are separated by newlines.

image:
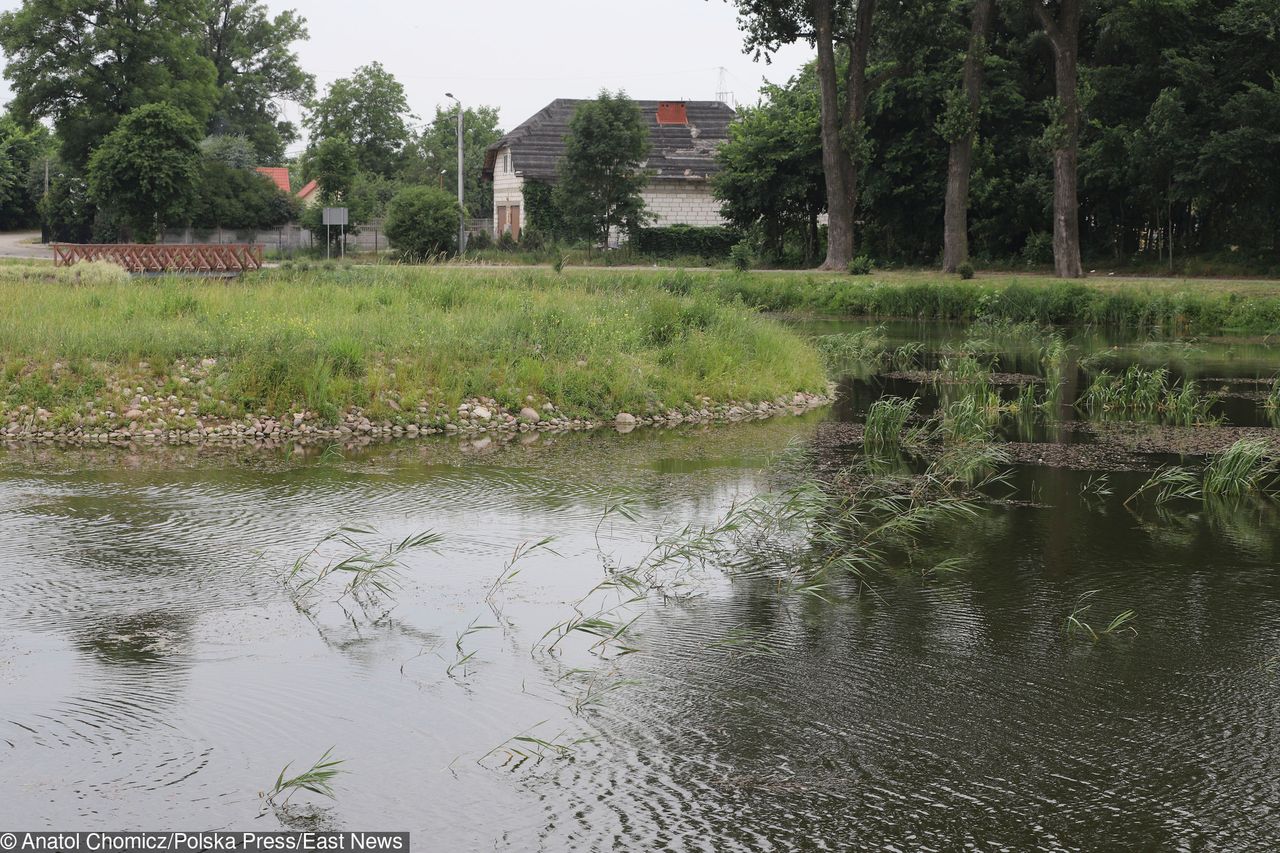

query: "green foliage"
xmin=712 ymin=71 xmax=825 ymax=264
xmin=0 ymin=113 xmax=51 ymax=230
xmin=199 ymin=1 xmax=314 ymax=162
xmin=305 ymin=62 xmax=413 ymax=178
xmin=1081 ymin=366 xmax=1216 ymax=424
xmin=404 ymin=104 xmax=503 ymax=218
xmin=634 ymin=226 xmax=740 ymax=259
xmin=864 ymin=396 xmax=917 ymax=448
xmin=0 ymin=266 xmax=828 ymax=424
xmin=553 ymin=90 xmax=651 ymax=245
xmin=199 ymin=134 xmax=258 ymax=168
xmin=190 ymin=160 xmax=299 ymax=230
xmin=0 ymin=0 xmax=219 ymax=169
xmin=958 ymin=261 xmax=975 ymax=280
xmin=309 ymin=136 xmax=357 ymax=203
xmin=1203 ymin=439 xmax=1279 ymax=497
xmin=383 ymin=185 xmax=460 ymax=259
xmin=730 ymin=242 xmax=753 ymax=273
xmin=87 ymin=103 xmax=203 ymax=241
xmin=522 ymin=179 xmax=570 ymax=242
xmin=848 ymin=256 xmax=873 ymax=275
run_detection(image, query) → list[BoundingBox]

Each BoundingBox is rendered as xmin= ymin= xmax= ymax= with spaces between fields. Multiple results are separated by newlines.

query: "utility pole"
xmin=445 ymin=92 xmax=466 ymax=254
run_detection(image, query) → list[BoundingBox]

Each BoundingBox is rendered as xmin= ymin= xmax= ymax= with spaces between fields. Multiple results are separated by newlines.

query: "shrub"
xmin=384 ymin=185 xmax=460 ymax=260
xmin=497 ymin=230 xmax=518 ymax=251
xmin=634 ymin=225 xmax=740 ymax=259
xmin=520 ymin=227 xmax=546 ymax=251
xmin=848 ymin=255 xmax=873 ymax=275
xmin=469 ymin=228 xmax=492 ymax=251
xmin=1022 ymin=232 xmax=1054 ymax=267
xmin=730 ymin=242 xmax=752 ymax=272
xmin=958 ymin=261 xmax=975 ymax=280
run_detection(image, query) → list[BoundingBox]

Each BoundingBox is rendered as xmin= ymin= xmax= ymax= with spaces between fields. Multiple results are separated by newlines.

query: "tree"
xmin=0 ymin=0 xmax=218 ymax=169
xmin=1029 ymin=0 xmax=1085 ymax=277
xmin=554 ymin=91 xmax=651 ymax=246
xmin=309 ymin=137 xmax=358 ymax=203
xmin=713 ymin=73 xmax=826 ymax=264
xmin=384 ymin=185 xmax=461 ymax=259
xmin=732 ymin=0 xmax=906 ymax=270
xmin=87 ymin=103 xmax=203 ymax=240
xmin=199 ymin=0 xmax=315 ymax=162
xmin=305 ymin=63 xmax=414 ymax=178
xmin=200 ymin=134 xmax=259 ymax=168
xmin=0 ymin=114 xmax=52 ymax=230
xmin=190 ymin=161 xmax=299 ymax=230
xmin=405 ymin=104 xmax=504 ymax=217
xmin=940 ymin=0 xmax=995 ymax=271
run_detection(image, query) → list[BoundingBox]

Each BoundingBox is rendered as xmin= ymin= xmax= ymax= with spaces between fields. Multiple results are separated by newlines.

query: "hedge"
xmin=633 ymin=225 xmax=739 ymax=259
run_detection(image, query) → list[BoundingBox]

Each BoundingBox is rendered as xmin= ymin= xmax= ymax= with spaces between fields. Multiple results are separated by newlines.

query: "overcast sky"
xmin=0 ymin=0 xmax=815 ymax=154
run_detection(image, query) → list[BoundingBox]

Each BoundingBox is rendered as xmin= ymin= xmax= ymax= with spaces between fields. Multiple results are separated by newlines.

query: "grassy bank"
xmin=703 ymin=269 xmax=1280 ymax=334
xmin=0 ymin=264 xmax=827 ymax=432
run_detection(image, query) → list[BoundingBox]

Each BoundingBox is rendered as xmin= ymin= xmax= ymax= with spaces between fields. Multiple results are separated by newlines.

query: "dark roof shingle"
xmin=483 ymin=99 xmax=736 ymax=184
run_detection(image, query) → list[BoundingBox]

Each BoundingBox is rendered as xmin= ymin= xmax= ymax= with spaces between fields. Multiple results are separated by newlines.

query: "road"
xmin=0 ymin=230 xmax=52 ymax=260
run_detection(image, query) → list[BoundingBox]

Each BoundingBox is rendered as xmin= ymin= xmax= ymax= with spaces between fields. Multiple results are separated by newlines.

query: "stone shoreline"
xmin=1 ymin=390 xmax=835 ymax=450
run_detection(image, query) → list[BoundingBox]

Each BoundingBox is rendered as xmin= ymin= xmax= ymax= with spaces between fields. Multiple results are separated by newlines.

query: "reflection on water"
xmin=2 ymin=328 xmax=1279 ymax=849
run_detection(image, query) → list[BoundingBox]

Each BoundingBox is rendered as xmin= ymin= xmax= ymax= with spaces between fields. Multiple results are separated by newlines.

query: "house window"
xmin=504 ymin=153 xmax=511 ymax=173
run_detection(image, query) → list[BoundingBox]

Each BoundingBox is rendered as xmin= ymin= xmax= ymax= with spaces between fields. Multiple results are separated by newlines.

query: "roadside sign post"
xmin=323 ymin=207 xmax=349 ymax=261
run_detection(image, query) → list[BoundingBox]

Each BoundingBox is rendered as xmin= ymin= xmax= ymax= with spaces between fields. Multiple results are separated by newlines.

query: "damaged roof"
xmin=483 ymin=99 xmax=736 ymax=183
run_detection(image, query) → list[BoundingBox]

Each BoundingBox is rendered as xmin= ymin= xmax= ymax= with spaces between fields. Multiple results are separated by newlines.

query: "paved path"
xmin=0 ymin=231 xmax=51 ymax=260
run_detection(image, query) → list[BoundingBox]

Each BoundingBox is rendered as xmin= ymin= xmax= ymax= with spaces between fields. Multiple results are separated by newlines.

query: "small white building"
xmin=482 ymin=99 xmax=735 ymax=240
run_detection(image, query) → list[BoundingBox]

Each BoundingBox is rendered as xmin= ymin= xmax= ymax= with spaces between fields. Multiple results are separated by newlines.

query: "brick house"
xmin=481 ymin=99 xmax=735 ymax=241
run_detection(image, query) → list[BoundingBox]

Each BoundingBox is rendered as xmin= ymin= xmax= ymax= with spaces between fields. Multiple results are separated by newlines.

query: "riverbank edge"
xmin=1 ymin=388 xmax=836 ymax=449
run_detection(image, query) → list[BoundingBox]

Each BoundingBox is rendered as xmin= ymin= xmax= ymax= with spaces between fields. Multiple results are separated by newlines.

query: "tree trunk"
xmin=814 ymin=0 xmax=877 ymax=271
xmin=942 ymin=0 xmax=994 ymax=273
xmin=1033 ymin=0 xmax=1085 ymax=278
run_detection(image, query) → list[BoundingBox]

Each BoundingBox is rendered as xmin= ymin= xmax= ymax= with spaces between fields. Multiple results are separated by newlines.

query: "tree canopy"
xmin=200 ymin=0 xmax=315 ymax=162
xmin=86 ymin=103 xmax=204 ymax=241
xmin=713 ymin=72 xmax=825 ymax=265
xmin=721 ymin=0 xmax=1280 ymax=272
xmin=305 ymin=63 xmax=415 ymax=179
xmin=553 ymin=91 xmax=651 ymax=246
xmin=405 ymin=104 xmax=504 ymax=218
xmin=0 ymin=0 xmax=218 ymax=169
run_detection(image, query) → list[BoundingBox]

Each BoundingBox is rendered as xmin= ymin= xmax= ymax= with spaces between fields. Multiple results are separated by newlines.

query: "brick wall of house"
xmin=640 ymin=182 xmax=725 ymax=228
xmin=492 ymin=146 xmax=525 ymax=236
xmin=489 ymin=156 xmax=726 ymax=238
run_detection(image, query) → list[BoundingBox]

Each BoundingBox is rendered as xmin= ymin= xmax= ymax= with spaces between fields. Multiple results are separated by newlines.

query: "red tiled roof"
xmin=255 ymin=167 xmax=292 ymax=194
xmin=296 ymin=179 xmax=319 ymax=199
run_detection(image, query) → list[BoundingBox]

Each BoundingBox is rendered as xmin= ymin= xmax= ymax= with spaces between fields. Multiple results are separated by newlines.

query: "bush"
xmin=848 ymin=255 xmax=873 ymax=275
xmin=1022 ymin=232 xmax=1054 ymax=267
xmin=468 ymin=228 xmax=492 ymax=251
xmin=497 ymin=230 xmax=518 ymax=251
xmin=730 ymin=242 xmax=752 ymax=272
xmin=384 ymin=185 xmax=460 ymax=259
xmin=521 ymin=226 xmax=547 ymax=251
xmin=958 ymin=261 xmax=975 ymax=280
xmin=634 ymin=225 xmax=740 ymax=259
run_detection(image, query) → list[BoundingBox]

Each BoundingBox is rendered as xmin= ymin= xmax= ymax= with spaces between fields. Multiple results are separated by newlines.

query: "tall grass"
xmin=812 ymin=325 xmax=889 ymax=371
xmin=1203 ymin=438 xmax=1279 ymax=497
xmin=711 ymin=271 xmax=1280 ymax=333
xmin=0 ymin=265 xmax=828 ymax=423
xmin=1082 ymin=366 xmax=1216 ymax=424
xmin=864 ymin=396 xmax=917 ymax=449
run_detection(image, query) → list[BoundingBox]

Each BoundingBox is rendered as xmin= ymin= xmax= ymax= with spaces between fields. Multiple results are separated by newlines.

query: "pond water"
xmin=2 ymin=322 xmax=1278 ymax=849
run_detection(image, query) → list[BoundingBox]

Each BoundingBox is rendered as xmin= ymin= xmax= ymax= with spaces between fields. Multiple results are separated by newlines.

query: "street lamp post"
xmin=445 ymin=92 xmax=466 ymax=254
